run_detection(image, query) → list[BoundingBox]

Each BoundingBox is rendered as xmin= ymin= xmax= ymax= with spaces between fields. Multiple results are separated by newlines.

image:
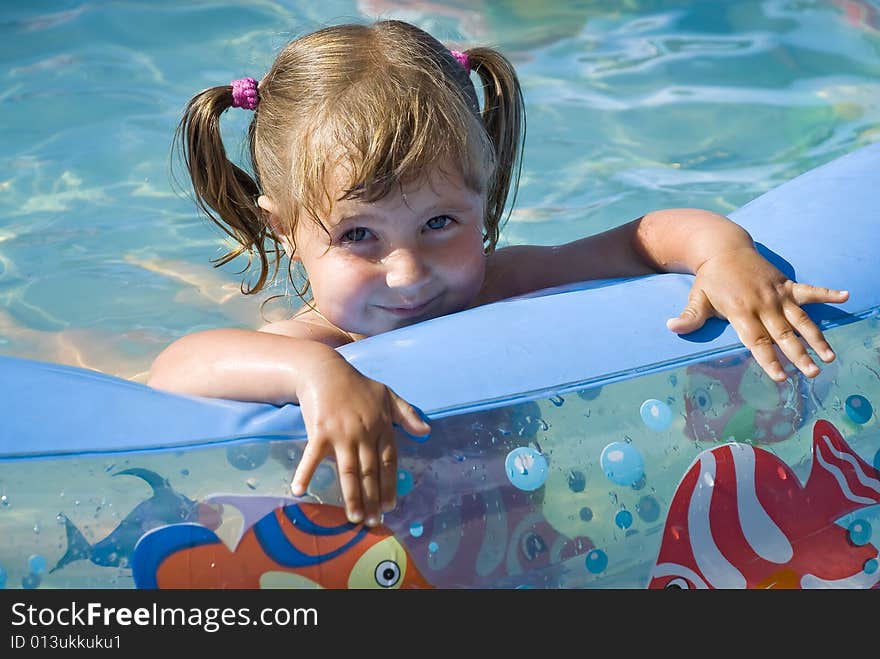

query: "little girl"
xmin=148 ymin=19 xmax=848 ymax=529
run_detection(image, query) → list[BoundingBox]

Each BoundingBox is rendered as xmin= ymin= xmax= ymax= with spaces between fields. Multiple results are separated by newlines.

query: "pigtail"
xmin=173 ymin=85 xmax=278 ymax=294
xmin=465 ymin=47 xmax=526 ymax=251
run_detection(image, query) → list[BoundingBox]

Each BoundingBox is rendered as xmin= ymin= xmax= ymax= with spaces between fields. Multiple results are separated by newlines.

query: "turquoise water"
xmin=2 ymin=0 xmax=880 ymax=380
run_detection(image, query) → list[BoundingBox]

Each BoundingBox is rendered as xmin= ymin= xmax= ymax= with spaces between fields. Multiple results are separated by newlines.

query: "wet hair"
xmin=175 ymin=19 xmax=525 ymax=297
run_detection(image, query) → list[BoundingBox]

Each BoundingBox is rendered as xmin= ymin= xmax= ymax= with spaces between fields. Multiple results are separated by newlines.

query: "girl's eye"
xmin=341 ymin=227 xmax=370 ymax=243
xmin=425 ymin=215 xmax=453 ymax=231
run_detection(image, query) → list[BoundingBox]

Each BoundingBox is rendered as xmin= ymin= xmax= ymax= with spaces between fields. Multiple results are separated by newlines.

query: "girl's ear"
xmin=258 ymin=195 xmax=298 ymax=261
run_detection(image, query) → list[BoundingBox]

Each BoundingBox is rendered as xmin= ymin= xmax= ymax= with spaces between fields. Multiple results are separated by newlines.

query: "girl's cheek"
xmin=449 ymin=246 xmax=487 ymax=292
xmin=342 ymin=263 xmax=384 ymax=305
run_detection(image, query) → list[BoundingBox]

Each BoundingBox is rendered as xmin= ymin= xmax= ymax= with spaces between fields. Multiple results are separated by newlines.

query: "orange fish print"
xmin=131 ymin=495 xmax=432 ymax=589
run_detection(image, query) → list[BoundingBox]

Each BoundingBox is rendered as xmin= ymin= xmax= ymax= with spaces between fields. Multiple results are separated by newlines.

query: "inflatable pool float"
xmin=1 ymin=143 xmax=879 ymax=589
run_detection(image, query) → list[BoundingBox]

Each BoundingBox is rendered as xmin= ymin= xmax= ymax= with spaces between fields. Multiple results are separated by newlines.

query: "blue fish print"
xmin=50 ymin=468 xmax=220 ymax=572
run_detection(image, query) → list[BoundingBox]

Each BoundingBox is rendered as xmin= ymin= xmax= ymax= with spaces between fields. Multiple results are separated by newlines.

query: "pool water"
xmin=2 ymin=0 xmax=880 ymax=380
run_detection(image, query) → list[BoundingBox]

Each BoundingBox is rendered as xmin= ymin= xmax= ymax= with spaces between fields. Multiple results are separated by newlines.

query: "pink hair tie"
xmin=450 ymin=49 xmax=470 ymax=72
xmin=231 ymin=77 xmax=259 ymax=110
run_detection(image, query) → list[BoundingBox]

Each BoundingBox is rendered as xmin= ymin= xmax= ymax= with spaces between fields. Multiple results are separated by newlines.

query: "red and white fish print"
xmin=649 ymin=419 xmax=880 ymax=589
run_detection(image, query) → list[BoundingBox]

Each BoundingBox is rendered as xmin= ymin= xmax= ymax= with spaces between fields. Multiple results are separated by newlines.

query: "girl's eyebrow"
xmin=330 ymin=211 xmax=380 ymax=228
xmin=332 ymin=199 xmax=479 ymax=227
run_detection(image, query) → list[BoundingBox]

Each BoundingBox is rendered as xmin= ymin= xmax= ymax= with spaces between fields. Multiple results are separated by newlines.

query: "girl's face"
xmin=293 ymin=164 xmax=488 ymax=337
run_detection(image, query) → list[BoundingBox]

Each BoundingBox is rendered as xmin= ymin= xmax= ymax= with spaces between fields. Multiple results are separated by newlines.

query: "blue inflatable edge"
xmin=2 ymin=142 xmax=879 ymax=460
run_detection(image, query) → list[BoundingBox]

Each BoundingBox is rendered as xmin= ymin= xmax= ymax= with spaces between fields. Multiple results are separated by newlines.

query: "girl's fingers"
xmin=358 ymin=438 xmax=382 ymax=527
xmin=335 ymin=448 xmax=364 ymax=524
xmin=666 ymin=289 xmax=714 ymax=334
xmin=732 ymin=315 xmax=788 ymax=382
xmin=791 ymin=283 xmax=849 ymax=306
xmin=783 ymin=302 xmax=836 ymax=363
xmin=390 ymin=392 xmax=431 ymax=441
xmin=291 ymin=438 xmax=326 ymax=497
xmin=378 ymin=428 xmax=398 ymax=515
xmin=760 ymin=313 xmax=819 ymax=378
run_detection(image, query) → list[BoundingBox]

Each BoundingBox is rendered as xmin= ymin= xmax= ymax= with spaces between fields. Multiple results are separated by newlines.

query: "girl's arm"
xmin=147 ymin=328 xmax=430 ymax=526
xmin=484 ymin=208 xmax=849 ymax=381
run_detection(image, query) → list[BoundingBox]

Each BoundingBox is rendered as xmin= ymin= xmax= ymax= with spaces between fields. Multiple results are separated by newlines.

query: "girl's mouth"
xmin=376 ymin=295 xmax=439 ymax=317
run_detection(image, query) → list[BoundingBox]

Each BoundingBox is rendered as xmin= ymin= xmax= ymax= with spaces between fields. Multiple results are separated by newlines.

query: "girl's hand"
xmin=292 ymin=355 xmax=430 ymax=527
xmin=666 ymin=246 xmax=849 ymax=382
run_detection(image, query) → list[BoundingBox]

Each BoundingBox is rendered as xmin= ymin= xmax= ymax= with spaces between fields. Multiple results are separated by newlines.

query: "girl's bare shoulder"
xmin=258 ymin=309 xmax=352 ymax=348
xmin=478 ymin=244 xmax=551 ymax=303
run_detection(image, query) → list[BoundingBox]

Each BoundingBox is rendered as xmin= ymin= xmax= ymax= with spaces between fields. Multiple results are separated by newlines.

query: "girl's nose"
xmin=384 ymin=248 xmax=429 ymax=290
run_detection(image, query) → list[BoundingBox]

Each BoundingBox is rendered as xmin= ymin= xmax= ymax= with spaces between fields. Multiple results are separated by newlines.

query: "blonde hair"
xmin=175 ymin=19 xmax=525 ymax=297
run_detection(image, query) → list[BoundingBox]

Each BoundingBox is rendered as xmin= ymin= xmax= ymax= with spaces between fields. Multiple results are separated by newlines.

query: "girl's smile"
xmin=374 ymin=293 xmax=442 ymax=317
